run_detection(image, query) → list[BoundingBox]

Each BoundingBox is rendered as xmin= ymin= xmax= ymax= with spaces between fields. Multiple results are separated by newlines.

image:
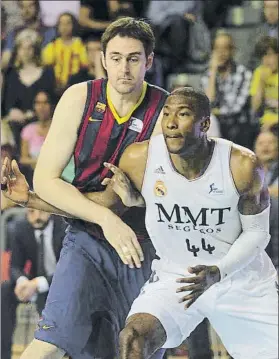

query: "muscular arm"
xmin=33 ymin=83 xmax=117 ymax=227
xmin=218 ymin=146 xmax=270 ymax=280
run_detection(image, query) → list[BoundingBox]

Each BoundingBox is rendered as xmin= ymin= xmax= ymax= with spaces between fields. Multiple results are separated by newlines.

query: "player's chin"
xmin=165 ymin=137 xmax=184 ymax=154
xmin=116 ymin=82 xmax=135 ymax=94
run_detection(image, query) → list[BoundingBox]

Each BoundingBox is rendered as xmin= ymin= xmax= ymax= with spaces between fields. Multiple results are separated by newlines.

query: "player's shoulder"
xmin=122 ymin=140 xmax=150 ymax=163
xmin=231 ymin=142 xmax=258 ymax=171
xmin=230 ymin=142 xmax=262 ymax=193
xmin=60 ymin=82 xmax=88 ymax=105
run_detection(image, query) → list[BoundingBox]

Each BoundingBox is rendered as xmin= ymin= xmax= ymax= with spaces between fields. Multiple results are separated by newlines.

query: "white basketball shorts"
xmin=127 ymin=262 xmax=278 ymax=359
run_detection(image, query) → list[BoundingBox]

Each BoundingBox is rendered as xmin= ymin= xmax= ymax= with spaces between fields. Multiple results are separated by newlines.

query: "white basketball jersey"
xmin=142 ymin=135 xmax=243 ymax=271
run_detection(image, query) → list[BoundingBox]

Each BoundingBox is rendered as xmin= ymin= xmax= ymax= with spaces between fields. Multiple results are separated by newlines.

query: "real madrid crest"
xmin=154 ymin=180 xmax=167 ymax=197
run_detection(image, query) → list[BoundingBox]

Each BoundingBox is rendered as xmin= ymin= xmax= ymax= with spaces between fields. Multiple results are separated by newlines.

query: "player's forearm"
xmin=25 ymin=191 xmax=75 ymax=218
xmin=33 ymin=177 xmax=112 ymax=226
xmin=218 ymin=207 xmax=270 ymax=280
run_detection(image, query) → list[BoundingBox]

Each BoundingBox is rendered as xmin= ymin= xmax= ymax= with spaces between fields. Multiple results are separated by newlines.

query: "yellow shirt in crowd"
xmin=42 ymin=37 xmax=88 ymax=87
xmin=250 ymin=65 xmax=278 ymax=126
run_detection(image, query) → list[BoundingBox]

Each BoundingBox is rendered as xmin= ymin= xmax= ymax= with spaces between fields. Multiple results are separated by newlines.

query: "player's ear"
xmin=146 ymin=52 xmax=154 ymax=71
xmin=201 ymin=116 xmax=210 ymax=132
xmin=101 ymin=51 xmax=107 ymax=70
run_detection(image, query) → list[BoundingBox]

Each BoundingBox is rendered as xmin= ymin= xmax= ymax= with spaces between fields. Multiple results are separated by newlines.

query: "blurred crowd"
xmin=1 ymin=0 xmax=278 ymax=358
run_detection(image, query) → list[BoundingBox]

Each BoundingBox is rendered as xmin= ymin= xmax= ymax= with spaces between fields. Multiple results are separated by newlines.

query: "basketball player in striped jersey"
xmin=102 ymin=87 xmax=277 ymax=359
xmin=2 ymin=17 xmax=168 ymax=359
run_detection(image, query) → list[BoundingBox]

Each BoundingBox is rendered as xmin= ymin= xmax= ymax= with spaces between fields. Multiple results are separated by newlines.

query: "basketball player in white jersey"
xmin=2 ymin=87 xmax=278 ymax=358
xmin=102 ymin=87 xmax=278 ymax=359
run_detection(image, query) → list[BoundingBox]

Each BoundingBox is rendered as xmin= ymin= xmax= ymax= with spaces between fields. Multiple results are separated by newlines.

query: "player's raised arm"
xmin=218 ymin=147 xmax=270 ymax=280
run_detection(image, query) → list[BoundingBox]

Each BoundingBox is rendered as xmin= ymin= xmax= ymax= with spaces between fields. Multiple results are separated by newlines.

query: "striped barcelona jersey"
xmin=64 ymin=78 xmax=168 ymax=239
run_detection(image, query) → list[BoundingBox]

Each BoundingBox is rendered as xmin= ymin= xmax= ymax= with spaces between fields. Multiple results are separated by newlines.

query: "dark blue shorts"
xmin=35 ymin=226 xmax=156 ymax=358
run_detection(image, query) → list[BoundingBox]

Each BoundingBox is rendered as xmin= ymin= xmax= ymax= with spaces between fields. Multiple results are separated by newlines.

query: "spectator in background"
xmin=20 ymin=91 xmax=53 ymax=171
xmin=250 ymin=37 xmax=278 ymax=129
xmin=1 ymin=208 xmax=66 ymax=359
xmin=1 ymin=0 xmax=55 ymax=71
xmin=254 ymin=126 xmax=278 ymax=270
xmin=78 ymin=0 xmax=113 ymax=41
xmin=78 ymin=0 xmax=137 ymax=42
xmin=249 ymin=0 xmax=278 ymax=70
xmin=201 ymin=32 xmax=256 ymax=149
xmin=146 ymin=0 xmax=210 ymax=73
xmin=42 ymin=12 xmax=88 ymax=95
xmin=39 ymin=0 xmax=80 ymax=27
xmin=1 ymin=1 xmax=23 ymax=34
xmin=67 ymin=37 xmax=105 ymax=87
xmin=3 ymin=36 xmax=55 ymax=149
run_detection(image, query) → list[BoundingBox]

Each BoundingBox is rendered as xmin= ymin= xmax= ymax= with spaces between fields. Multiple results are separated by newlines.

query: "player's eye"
xmin=179 ymin=112 xmax=190 ymax=117
xmin=112 ymin=57 xmax=121 ymax=62
xmin=129 ymin=57 xmax=139 ymax=63
xmin=163 ymin=112 xmax=169 ymax=117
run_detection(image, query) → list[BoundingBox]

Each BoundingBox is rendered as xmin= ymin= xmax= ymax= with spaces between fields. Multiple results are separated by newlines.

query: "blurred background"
xmin=1 ymin=1 xmax=278 ymax=358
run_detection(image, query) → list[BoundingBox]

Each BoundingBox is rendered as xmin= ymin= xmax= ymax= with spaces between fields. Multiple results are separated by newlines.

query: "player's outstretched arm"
xmin=218 ymin=146 xmax=270 ymax=280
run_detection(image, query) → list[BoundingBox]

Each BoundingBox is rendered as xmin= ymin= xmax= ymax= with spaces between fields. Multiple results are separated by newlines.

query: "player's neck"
xmin=171 ymin=139 xmax=214 ymax=180
xmin=107 ymin=81 xmax=144 ymax=117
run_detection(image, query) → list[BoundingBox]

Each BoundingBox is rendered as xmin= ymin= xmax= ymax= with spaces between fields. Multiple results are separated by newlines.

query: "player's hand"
xmin=100 ymin=211 xmax=144 ymax=268
xmin=1 ymin=157 xmax=30 ymax=205
xmin=102 ymin=162 xmax=145 ymax=207
xmin=176 ymin=265 xmax=221 ymax=308
xmin=14 ymin=279 xmax=37 ymax=302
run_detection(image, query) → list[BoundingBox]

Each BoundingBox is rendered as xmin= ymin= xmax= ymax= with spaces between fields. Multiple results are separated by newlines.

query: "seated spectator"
xmin=250 ymin=37 xmax=278 ymax=129
xmin=248 ymin=0 xmax=278 ymax=70
xmin=20 ymin=91 xmax=53 ymax=171
xmin=2 ymin=36 xmax=55 ymax=149
xmin=1 ymin=209 xmax=66 ymax=359
xmin=78 ymin=0 xmax=120 ymax=41
xmin=201 ymin=31 xmax=257 ymax=149
xmin=1 ymin=0 xmax=55 ymax=71
xmin=42 ymin=12 xmax=88 ymax=95
xmin=67 ymin=37 xmax=105 ymax=87
xmin=254 ymin=127 xmax=278 ymax=269
xmin=146 ymin=0 xmax=210 ymax=73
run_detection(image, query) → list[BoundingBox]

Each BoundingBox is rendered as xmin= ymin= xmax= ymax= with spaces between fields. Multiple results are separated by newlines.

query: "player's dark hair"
xmin=255 ymin=36 xmax=278 ymax=57
xmin=169 ymin=87 xmax=211 ymax=119
xmin=101 ymin=17 xmax=155 ymax=58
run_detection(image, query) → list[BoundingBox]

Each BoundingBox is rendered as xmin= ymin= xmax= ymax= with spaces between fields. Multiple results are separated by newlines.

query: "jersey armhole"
xmin=76 ymin=80 xmax=93 ymax=138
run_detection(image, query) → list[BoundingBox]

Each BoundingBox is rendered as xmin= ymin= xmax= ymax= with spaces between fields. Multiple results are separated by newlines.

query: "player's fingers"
xmin=131 ymin=236 xmax=144 ymax=262
xmin=114 ymin=245 xmax=129 ymax=266
xmin=188 ymin=265 xmax=206 ymax=274
xmin=176 ymin=284 xmax=200 ymax=293
xmin=184 ymin=292 xmax=202 ymax=309
xmin=121 ymin=244 xmax=138 ymax=268
xmin=103 ymin=162 xmax=120 ymax=174
xmin=11 ymin=160 xmax=22 ymax=176
xmin=176 ymin=276 xmax=201 ymax=284
xmin=101 ymin=178 xmax=111 ymax=186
